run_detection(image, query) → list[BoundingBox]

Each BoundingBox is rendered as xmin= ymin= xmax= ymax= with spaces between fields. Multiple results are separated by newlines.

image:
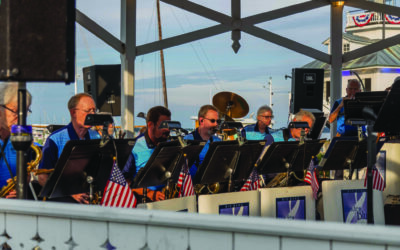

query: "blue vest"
xmin=184 ymin=129 xmax=221 ymax=177
xmin=132 ymin=135 xmax=155 ymax=175
xmin=331 ymin=97 xmax=366 ymax=136
xmin=242 ymin=123 xmax=270 ymax=140
xmin=271 ymin=129 xmax=297 ymax=142
xmin=39 ymin=122 xmax=100 ymax=170
xmin=0 ymin=138 xmax=17 ymax=188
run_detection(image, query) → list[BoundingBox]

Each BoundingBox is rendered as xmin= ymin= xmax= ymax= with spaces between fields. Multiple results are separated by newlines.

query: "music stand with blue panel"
xmin=198 ymin=190 xmax=260 ymax=216
xmin=259 ymin=186 xmax=315 ymax=220
xmin=322 ymin=180 xmax=385 ymax=224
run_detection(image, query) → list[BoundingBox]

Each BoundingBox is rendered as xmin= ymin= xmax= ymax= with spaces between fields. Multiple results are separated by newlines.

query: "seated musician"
xmin=272 ymin=110 xmax=315 ymax=142
xmin=183 ymin=105 xmax=221 ymax=177
xmin=0 ymin=82 xmax=32 ymax=198
xmin=329 ymin=79 xmax=365 ymax=137
xmin=38 ymin=93 xmax=101 ymax=203
xmin=122 ymin=106 xmax=170 ymax=202
xmin=241 ymin=105 xmax=274 ymax=144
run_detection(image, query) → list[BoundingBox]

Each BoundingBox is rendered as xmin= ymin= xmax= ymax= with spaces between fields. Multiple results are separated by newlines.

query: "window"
xmin=326 ymin=81 xmax=330 ymax=102
xmin=344 ymin=43 xmax=350 ymax=53
xmin=364 ymin=78 xmax=371 ymax=91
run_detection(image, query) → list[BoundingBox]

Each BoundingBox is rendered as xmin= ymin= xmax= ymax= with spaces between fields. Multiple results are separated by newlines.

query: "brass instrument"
xmin=265 ymin=173 xmax=289 ymax=188
xmin=194 ymin=182 xmax=220 ymax=195
xmin=0 ymin=144 xmax=42 ymax=197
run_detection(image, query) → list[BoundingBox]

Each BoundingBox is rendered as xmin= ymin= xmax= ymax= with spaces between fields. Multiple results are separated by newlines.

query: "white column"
xmin=120 ymin=0 xmax=136 ymax=138
xmin=330 ymin=2 xmax=344 ymax=138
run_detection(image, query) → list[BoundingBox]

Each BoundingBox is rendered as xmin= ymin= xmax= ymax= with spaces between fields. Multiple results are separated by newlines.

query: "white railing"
xmin=0 ymin=199 xmax=400 ymax=250
xmin=346 ymin=11 xmax=385 ymax=28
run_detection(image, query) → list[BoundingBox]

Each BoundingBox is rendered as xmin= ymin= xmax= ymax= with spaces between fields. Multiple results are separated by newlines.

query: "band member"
xmin=38 ymin=93 xmax=101 ymax=203
xmin=272 ymin=110 xmax=315 ymax=142
xmin=184 ymin=105 xmax=221 ymax=177
xmin=122 ymin=106 xmax=170 ymax=202
xmin=0 ymin=82 xmax=32 ymax=191
xmin=329 ymin=79 xmax=365 ymax=137
xmin=242 ymin=105 xmax=274 ymax=143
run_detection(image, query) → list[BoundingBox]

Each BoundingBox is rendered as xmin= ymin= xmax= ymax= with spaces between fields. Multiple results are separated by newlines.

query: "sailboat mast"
xmin=156 ymin=0 xmax=168 ymax=108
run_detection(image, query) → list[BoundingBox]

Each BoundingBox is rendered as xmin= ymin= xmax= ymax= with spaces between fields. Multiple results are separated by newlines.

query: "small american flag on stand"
xmin=240 ymin=168 xmax=260 ymax=192
xmin=177 ymin=156 xmax=194 ymax=197
xmin=101 ymin=159 xmax=137 ymax=208
xmin=304 ymin=157 xmax=319 ymax=200
xmin=364 ymin=167 xmax=385 ymax=191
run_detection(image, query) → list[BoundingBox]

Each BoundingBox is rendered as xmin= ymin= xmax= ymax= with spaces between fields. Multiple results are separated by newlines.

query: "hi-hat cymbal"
xmin=213 ymin=91 xmax=249 ymax=118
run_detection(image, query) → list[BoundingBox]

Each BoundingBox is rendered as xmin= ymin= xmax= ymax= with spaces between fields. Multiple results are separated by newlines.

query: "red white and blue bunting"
xmin=385 ymin=14 xmax=400 ymax=24
xmin=352 ymin=13 xmax=374 ymax=27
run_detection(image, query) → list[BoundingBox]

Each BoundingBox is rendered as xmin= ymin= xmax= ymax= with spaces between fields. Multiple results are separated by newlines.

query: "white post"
xmin=121 ymin=0 xmax=136 ymax=138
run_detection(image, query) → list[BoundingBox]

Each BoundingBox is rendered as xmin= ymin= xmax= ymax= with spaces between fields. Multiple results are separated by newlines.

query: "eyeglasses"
xmin=75 ymin=108 xmax=98 ymax=114
xmin=1 ymin=105 xmax=32 ymax=115
xmin=260 ymin=115 xmax=274 ymax=119
xmin=203 ymin=118 xmax=221 ymax=124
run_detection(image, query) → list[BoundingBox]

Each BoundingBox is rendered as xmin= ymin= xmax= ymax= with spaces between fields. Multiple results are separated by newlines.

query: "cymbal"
xmin=213 ymin=91 xmax=249 ymax=118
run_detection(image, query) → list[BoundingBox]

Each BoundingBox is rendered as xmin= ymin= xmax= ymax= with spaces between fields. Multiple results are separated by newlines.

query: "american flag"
xmin=177 ymin=157 xmax=194 ymax=197
xmin=101 ymin=160 xmax=137 ymax=208
xmin=364 ymin=167 xmax=385 ymax=191
xmin=240 ymin=168 xmax=260 ymax=191
xmin=304 ymin=158 xmax=319 ymax=200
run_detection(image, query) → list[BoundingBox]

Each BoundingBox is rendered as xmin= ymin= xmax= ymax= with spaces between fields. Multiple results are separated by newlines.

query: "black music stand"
xmin=257 ymin=140 xmax=324 ymax=182
xmin=232 ymin=140 xmax=266 ymax=191
xmin=319 ymin=137 xmax=359 ymax=171
xmin=39 ymin=139 xmax=135 ymax=200
xmin=344 ymin=91 xmax=387 ymax=127
xmin=132 ymin=140 xmax=181 ymax=189
xmin=171 ymin=140 xmax=205 ymax=182
xmin=193 ymin=141 xmax=240 ymax=192
xmin=308 ymin=115 xmax=328 ymax=140
xmin=374 ymin=80 xmax=400 ymax=134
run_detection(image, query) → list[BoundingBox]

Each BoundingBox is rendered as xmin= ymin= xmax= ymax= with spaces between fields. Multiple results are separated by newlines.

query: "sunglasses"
xmin=203 ymin=118 xmax=221 ymax=124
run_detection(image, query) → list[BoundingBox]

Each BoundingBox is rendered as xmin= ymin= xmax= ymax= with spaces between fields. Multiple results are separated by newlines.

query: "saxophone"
xmin=0 ymin=144 xmax=42 ymax=197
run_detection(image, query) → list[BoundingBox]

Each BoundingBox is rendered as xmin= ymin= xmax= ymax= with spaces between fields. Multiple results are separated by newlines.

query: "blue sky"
xmin=26 ymin=1 xmax=355 ymax=129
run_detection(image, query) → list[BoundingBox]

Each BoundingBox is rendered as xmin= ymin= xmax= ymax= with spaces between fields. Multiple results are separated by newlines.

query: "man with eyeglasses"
xmin=242 ymin=105 xmax=274 ymax=143
xmin=38 ymin=93 xmax=100 ymax=203
xmin=122 ymin=106 xmax=171 ymax=202
xmin=184 ymin=105 xmax=222 ymax=177
xmin=272 ymin=110 xmax=315 ymax=142
xmin=0 ymin=82 xmax=32 ymax=193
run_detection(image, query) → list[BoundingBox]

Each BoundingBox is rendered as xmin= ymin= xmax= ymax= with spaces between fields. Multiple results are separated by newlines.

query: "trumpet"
xmin=0 ymin=144 xmax=42 ymax=197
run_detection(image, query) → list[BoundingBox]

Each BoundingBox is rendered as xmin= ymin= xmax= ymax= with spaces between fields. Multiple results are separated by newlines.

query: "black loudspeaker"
xmin=83 ymin=65 xmax=121 ymax=116
xmin=0 ymin=0 xmax=75 ymax=83
xmin=290 ymin=68 xmax=324 ymax=114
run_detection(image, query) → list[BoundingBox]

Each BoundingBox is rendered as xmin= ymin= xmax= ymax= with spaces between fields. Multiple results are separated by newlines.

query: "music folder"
xmin=39 ymin=139 xmax=135 ymax=199
xmin=194 ymin=140 xmax=240 ymax=186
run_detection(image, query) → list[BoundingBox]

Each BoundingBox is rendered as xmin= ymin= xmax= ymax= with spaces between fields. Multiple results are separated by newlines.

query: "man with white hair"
xmin=272 ymin=110 xmax=315 ymax=142
xmin=242 ymin=105 xmax=274 ymax=143
xmin=0 ymin=82 xmax=32 ymax=190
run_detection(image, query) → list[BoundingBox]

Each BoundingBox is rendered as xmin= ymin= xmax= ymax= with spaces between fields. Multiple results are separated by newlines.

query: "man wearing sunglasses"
xmin=38 ymin=93 xmax=101 ymax=203
xmin=0 ymin=82 xmax=32 ymax=194
xmin=184 ymin=105 xmax=222 ymax=177
xmin=242 ymin=105 xmax=274 ymax=144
